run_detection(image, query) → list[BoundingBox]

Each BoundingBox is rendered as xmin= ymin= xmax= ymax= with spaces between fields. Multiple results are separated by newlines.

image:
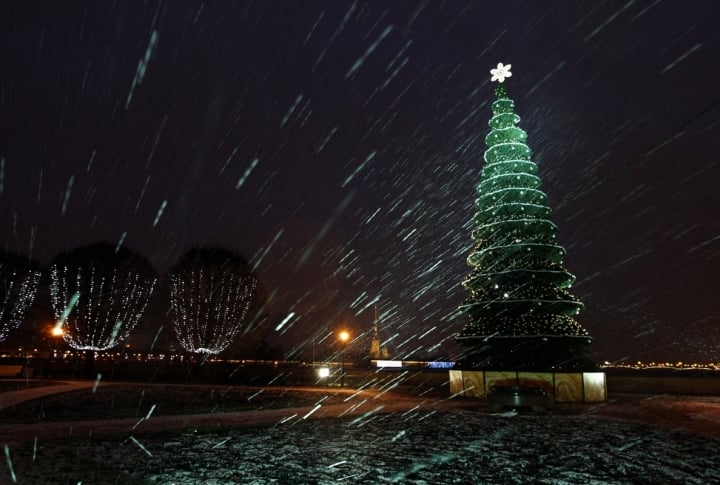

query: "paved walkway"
xmin=5 ymin=381 xmax=720 ymax=449
xmin=0 ymin=379 xmax=116 ymax=411
xmin=0 ymin=383 xmax=480 ymax=446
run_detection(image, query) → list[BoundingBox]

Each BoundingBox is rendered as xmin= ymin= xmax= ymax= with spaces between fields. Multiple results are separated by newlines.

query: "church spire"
xmin=370 ymin=304 xmax=390 ymax=360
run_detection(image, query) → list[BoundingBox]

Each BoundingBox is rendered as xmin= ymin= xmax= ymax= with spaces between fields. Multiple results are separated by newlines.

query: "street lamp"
xmin=45 ymin=323 xmax=64 ymax=378
xmin=50 ymin=323 xmax=64 ymax=353
xmin=339 ymin=330 xmax=350 ymax=387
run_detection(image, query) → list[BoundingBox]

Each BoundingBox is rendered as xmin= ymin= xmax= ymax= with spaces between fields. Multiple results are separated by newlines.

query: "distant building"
xmin=369 ymin=310 xmax=391 ymax=360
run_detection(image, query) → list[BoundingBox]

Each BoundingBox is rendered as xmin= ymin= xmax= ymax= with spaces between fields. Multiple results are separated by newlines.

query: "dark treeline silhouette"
xmin=0 ymin=243 xmax=272 ymax=373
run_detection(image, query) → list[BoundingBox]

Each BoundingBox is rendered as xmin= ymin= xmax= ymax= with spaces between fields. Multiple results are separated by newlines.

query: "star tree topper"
xmin=490 ymin=62 xmax=512 ymax=83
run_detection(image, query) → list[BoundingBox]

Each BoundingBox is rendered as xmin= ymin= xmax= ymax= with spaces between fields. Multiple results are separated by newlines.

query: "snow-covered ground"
xmin=140 ymin=410 xmax=720 ymax=484
xmin=6 ymin=399 xmax=720 ymax=484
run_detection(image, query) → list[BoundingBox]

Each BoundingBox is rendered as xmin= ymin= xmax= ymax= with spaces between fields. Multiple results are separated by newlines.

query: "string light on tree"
xmin=457 ymin=63 xmax=592 ymax=370
xmin=169 ymin=248 xmax=259 ymax=355
xmin=48 ymin=244 xmax=157 ymax=351
xmin=50 ymin=266 xmax=157 ymax=351
xmin=0 ymin=257 xmax=41 ymax=343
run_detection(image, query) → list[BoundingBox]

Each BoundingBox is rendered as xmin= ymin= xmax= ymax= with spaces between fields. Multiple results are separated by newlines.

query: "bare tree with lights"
xmin=457 ymin=63 xmax=593 ymax=371
xmin=0 ymin=251 xmax=41 ymax=343
xmin=169 ymin=247 xmax=259 ymax=356
xmin=49 ymin=243 xmax=157 ymax=374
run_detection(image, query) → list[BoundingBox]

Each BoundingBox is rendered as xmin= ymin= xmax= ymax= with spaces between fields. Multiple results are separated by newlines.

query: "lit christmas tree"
xmin=457 ymin=63 xmax=593 ymax=371
xmin=49 ymin=244 xmax=157 ymax=352
xmin=169 ymin=247 xmax=259 ymax=355
xmin=0 ymin=252 xmax=41 ymax=343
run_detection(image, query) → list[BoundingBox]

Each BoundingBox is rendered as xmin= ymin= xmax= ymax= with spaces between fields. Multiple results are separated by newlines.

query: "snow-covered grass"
xmin=0 ymin=384 xmax=346 ymax=423
xmin=7 ymin=408 xmax=720 ymax=484
xmin=3 ymin=385 xmax=720 ymax=484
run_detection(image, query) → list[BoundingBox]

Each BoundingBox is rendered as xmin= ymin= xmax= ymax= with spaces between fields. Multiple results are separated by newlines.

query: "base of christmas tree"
xmin=455 ymin=335 xmax=596 ymax=372
xmin=449 ymin=369 xmax=607 ymax=403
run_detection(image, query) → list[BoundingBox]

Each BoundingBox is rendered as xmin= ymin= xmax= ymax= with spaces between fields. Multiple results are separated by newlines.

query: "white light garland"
xmin=50 ymin=264 xmax=156 ymax=351
xmin=0 ymin=265 xmax=41 ymax=342
xmin=170 ymin=267 xmax=257 ymax=355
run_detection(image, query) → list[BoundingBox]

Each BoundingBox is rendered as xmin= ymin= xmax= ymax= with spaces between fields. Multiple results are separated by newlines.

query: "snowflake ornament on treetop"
xmin=490 ymin=62 xmax=512 ymax=83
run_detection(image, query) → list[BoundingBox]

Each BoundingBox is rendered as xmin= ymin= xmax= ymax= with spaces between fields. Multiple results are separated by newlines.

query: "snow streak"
xmin=126 ymin=30 xmax=159 ymax=108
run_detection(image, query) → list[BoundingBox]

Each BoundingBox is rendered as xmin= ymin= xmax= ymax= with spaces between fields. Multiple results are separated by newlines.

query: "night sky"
xmin=1 ymin=1 xmax=719 ymax=363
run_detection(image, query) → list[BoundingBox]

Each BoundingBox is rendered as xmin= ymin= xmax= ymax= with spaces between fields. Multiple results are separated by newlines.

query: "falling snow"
xmin=1 ymin=1 xmax=720 ymax=480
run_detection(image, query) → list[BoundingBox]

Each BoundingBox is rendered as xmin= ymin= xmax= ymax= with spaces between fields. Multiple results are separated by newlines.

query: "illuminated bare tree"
xmin=0 ymin=252 xmax=41 ymax=343
xmin=49 ymin=243 xmax=157 ymax=352
xmin=169 ymin=247 xmax=258 ymax=355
